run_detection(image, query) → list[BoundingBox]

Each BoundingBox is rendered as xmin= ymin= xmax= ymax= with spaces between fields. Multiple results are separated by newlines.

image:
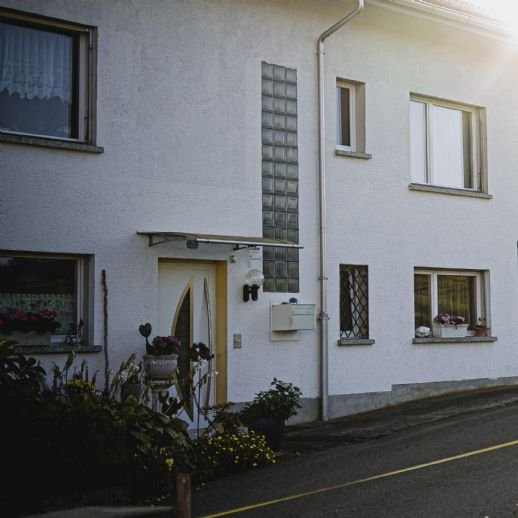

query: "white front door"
xmin=158 ymin=261 xmax=216 ymax=429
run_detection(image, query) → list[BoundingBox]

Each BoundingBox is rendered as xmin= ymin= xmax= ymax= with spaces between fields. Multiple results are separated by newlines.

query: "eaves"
xmin=366 ymin=0 xmax=513 ymax=41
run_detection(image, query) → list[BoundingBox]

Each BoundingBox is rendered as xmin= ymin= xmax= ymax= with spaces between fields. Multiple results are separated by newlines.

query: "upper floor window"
xmin=410 ymin=95 xmax=486 ymax=191
xmin=336 ymin=79 xmax=369 ymax=158
xmin=0 ymin=9 xmax=97 ymax=143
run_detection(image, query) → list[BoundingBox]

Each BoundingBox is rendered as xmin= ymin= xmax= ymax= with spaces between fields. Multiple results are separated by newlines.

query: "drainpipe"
xmin=317 ymin=0 xmax=364 ymax=422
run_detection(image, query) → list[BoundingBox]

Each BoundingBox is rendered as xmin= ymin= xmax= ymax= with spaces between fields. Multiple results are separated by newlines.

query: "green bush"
xmin=0 ymin=340 xmax=194 ymax=516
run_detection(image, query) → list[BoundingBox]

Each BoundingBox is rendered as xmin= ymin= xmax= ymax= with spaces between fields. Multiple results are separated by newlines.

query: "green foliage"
xmin=0 ymin=343 xmax=194 ymax=516
xmin=0 ymin=341 xmax=288 ymax=515
xmin=193 ymin=430 xmax=276 ymax=482
xmin=240 ymin=378 xmax=302 ymax=422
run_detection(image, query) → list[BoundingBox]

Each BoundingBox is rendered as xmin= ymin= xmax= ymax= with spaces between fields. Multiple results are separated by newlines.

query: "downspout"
xmin=317 ymin=0 xmax=364 ymax=422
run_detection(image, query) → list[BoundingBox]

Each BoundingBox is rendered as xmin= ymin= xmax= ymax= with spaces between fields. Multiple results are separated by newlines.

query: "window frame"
xmin=410 ymin=94 xmax=486 ymax=192
xmin=0 ymin=251 xmax=91 ymax=346
xmin=339 ymin=264 xmax=370 ymax=341
xmin=0 ymin=7 xmax=100 ymax=151
xmin=336 ymin=82 xmax=356 ymax=152
xmin=335 ymin=79 xmax=370 ymax=159
xmin=414 ymin=268 xmax=488 ymax=332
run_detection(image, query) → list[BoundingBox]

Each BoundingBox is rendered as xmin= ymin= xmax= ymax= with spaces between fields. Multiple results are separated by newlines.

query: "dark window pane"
xmin=339 ymin=87 xmax=351 ymax=147
xmin=0 ymin=22 xmax=76 ymax=138
xmin=340 ymin=265 xmax=368 ymax=338
xmin=0 ymin=256 xmax=77 ymax=335
xmin=437 ymin=275 xmax=476 ymax=326
xmin=414 ymin=274 xmax=431 ymax=328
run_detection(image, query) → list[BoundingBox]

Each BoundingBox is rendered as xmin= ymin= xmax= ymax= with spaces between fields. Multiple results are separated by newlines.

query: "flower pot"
xmin=247 ymin=417 xmax=285 ymax=451
xmin=432 ymin=324 xmax=468 ymax=338
xmin=474 ymin=326 xmax=488 ymax=337
xmin=7 ymin=330 xmax=51 ymax=346
xmin=143 ymin=354 xmax=178 ymax=380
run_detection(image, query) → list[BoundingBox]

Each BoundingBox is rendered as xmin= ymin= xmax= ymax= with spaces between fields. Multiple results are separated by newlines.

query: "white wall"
xmin=2 ymin=0 xmax=518 ymax=417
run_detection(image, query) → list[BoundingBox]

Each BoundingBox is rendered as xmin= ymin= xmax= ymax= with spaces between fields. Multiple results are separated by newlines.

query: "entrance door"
xmin=158 ymin=261 xmax=216 ymax=429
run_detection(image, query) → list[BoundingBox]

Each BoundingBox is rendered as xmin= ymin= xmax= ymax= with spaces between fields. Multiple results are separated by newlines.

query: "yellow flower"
xmin=165 ymin=458 xmax=174 ymax=471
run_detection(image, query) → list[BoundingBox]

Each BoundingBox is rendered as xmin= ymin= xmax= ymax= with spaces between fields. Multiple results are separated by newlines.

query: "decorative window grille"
xmin=340 ymin=265 xmax=369 ymax=339
xmin=261 ymin=61 xmax=299 ymax=293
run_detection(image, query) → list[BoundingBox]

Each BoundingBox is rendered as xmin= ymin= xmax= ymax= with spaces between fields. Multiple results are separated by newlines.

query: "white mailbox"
xmin=271 ymin=303 xmax=315 ymax=331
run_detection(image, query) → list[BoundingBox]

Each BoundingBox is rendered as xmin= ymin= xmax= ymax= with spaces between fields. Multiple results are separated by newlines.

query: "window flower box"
xmin=8 ymin=330 xmax=51 ymax=346
xmin=432 ymin=314 xmax=468 ymax=338
xmin=432 ymin=323 xmax=469 ymax=338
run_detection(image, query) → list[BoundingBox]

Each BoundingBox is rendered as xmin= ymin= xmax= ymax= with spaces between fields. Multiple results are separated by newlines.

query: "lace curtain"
xmin=0 ymin=22 xmax=72 ymax=103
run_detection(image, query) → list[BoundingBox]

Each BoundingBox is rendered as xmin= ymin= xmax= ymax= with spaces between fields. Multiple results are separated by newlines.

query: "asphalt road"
xmin=192 ymin=403 xmax=518 ymax=517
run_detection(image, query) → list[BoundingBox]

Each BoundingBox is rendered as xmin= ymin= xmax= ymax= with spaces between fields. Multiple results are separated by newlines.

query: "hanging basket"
xmin=143 ymin=354 xmax=178 ymax=380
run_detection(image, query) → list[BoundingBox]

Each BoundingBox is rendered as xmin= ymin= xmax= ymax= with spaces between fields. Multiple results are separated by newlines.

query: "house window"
xmin=0 ymin=10 xmax=97 ymax=143
xmin=0 ymin=254 xmax=89 ymax=344
xmin=336 ymin=80 xmax=366 ymax=154
xmin=340 ymin=265 xmax=369 ymax=339
xmin=410 ymin=95 xmax=485 ymax=191
xmin=414 ymin=269 xmax=486 ymax=334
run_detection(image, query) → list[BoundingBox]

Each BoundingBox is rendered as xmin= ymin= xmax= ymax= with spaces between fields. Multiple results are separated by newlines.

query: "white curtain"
xmin=0 ymin=22 xmax=72 ymax=103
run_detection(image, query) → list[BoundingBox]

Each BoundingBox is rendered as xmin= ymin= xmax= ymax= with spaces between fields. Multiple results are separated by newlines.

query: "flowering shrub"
xmin=194 ymin=430 xmax=276 ymax=482
xmin=433 ymin=314 xmax=465 ymax=326
xmin=0 ymin=307 xmax=61 ymax=335
xmin=146 ymin=335 xmax=180 ymax=355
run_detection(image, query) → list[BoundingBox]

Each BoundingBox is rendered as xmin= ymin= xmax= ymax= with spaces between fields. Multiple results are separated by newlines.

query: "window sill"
xmin=0 ymin=132 xmax=104 ymax=154
xmin=14 ymin=345 xmax=102 ymax=355
xmin=413 ymin=336 xmax=497 ymax=345
xmin=335 ymin=149 xmax=372 ymax=160
xmin=337 ymin=338 xmax=375 ymax=346
xmin=408 ymin=183 xmax=492 ymax=199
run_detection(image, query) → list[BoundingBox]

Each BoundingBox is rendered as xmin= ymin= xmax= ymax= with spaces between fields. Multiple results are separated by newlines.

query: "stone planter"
xmin=7 ymin=330 xmax=51 ymax=346
xmin=247 ymin=417 xmax=285 ymax=451
xmin=143 ymin=354 xmax=178 ymax=380
xmin=432 ymin=324 xmax=469 ymax=338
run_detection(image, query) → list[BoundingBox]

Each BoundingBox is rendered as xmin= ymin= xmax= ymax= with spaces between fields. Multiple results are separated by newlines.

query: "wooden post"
xmin=176 ymin=472 xmax=191 ymax=518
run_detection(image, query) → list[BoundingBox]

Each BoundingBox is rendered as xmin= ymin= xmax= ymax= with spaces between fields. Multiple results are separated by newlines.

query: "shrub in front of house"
xmin=0 ymin=340 xmax=194 ymax=516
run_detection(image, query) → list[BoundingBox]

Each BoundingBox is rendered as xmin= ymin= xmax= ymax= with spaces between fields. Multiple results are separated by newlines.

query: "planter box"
xmin=143 ymin=354 xmax=178 ymax=380
xmin=432 ymin=324 xmax=469 ymax=338
xmin=7 ymin=331 xmax=51 ymax=346
xmin=247 ymin=417 xmax=285 ymax=451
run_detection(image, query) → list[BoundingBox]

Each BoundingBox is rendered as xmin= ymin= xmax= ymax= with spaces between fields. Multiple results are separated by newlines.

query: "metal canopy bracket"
xmin=136 ymin=231 xmax=303 ymax=250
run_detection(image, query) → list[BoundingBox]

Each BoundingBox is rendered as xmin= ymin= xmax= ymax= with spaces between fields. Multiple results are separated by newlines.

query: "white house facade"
xmin=2 ymin=0 xmax=518 ymax=424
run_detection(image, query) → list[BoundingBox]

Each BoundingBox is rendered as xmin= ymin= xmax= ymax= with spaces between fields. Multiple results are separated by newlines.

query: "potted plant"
xmin=474 ymin=318 xmax=489 ymax=337
xmin=121 ymin=357 xmax=144 ymax=401
xmin=143 ymin=334 xmax=180 ymax=381
xmin=240 ymin=378 xmax=302 ymax=451
xmin=0 ymin=307 xmax=61 ymax=346
xmin=431 ymin=314 xmax=468 ymax=338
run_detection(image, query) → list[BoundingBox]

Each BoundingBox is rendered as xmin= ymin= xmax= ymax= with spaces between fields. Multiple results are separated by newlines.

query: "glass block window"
xmin=262 ymin=61 xmax=299 ymax=293
xmin=340 ymin=265 xmax=369 ymax=339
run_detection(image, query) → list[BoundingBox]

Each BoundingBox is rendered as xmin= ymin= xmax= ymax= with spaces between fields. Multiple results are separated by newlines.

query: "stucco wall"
xmin=2 ymin=0 xmax=518 ymax=419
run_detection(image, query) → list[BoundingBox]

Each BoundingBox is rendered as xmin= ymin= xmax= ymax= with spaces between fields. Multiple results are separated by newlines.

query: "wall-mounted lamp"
xmin=243 ymin=269 xmax=264 ymax=302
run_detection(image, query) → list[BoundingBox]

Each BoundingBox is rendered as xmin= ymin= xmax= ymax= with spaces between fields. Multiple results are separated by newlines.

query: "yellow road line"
xmin=199 ymin=438 xmax=518 ymax=517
